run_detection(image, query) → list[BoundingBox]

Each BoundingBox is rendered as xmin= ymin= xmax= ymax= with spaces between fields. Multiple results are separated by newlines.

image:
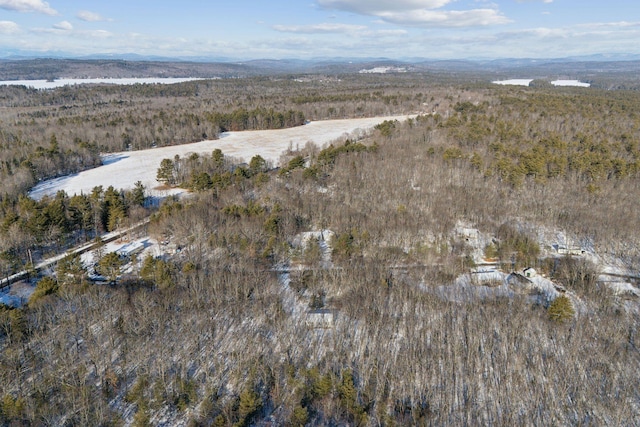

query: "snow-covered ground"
xmin=29 ymin=115 xmax=414 ymax=200
xmin=291 ymin=229 xmax=335 ymax=269
xmin=432 ymin=269 xmax=514 ymax=302
xmin=0 ymin=77 xmax=206 ymax=89
xmin=0 ymin=235 xmax=162 ymax=307
xmin=80 ymin=236 xmax=161 ymax=275
xmin=492 ymin=79 xmax=533 ymax=86
xmin=443 ymin=221 xmax=638 ymax=310
xmin=0 ymin=282 xmax=33 ymax=307
xmin=551 ymin=79 xmax=590 ymax=87
xmin=492 ymin=79 xmax=590 ymax=87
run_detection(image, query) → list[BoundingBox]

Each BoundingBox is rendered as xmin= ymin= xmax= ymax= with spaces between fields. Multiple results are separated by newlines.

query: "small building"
xmin=506 ymin=272 xmax=532 ymax=288
xmin=116 ymin=241 xmax=145 ymax=259
xmin=523 ymin=267 xmax=537 ymax=278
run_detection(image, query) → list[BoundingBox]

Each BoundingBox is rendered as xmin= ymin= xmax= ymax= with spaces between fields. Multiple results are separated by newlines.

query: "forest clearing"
xmin=29 ymin=115 xmax=416 ymax=200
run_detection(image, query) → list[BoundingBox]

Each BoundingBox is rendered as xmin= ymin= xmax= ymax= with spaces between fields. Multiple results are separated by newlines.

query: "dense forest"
xmin=1 ymin=71 xmax=640 ymax=425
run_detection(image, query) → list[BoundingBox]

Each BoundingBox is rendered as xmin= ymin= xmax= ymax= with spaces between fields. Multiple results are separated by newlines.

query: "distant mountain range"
xmin=1 ymin=53 xmax=639 ymax=81
xmin=3 ymin=49 xmax=640 ymax=63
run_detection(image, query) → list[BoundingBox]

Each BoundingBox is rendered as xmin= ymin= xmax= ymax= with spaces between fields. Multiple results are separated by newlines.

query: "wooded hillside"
xmin=1 ymin=73 xmax=640 ymax=426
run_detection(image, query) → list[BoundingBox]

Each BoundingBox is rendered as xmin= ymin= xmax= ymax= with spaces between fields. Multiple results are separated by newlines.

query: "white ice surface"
xmin=492 ymin=79 xmax=590 ymax=87
xmin=0 ymin=77 xmax=205 ymax=89
xmin=551 ymin=80 xmax=590 ymax=87
xmin=492 ymin=79 xmax=533 ymax=86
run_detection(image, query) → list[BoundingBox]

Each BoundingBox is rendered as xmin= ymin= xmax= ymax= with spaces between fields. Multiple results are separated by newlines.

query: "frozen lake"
xmin=0 ymin=77 xmax=206 ymax=89
xmin=492 ymin=78 xmax=590 ymax=87
xmin=550 ymin=79 xmax=590 ymax=87
xmin=492 ymin=79 xmax=533 ymax=86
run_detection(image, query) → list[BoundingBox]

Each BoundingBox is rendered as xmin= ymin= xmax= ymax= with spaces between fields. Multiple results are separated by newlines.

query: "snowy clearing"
xmin=80 ymin=236 xmax=161 ymax=277
xmin=0 ymin=77 xmax=206 ymax=89
xmin=29 ymin=115 xmax=414 ymax=200
xmin=492 ymin=79 xmax=533 ymax=86
xmin=492 ymin=79 xmax=590 ymax=87
xmin=551 ymin=79 xmax=590 ymax=87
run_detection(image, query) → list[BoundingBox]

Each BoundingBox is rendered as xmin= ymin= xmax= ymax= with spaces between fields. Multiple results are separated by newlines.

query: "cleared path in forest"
xmin=0 ymin=219 xmax=149 ymax=290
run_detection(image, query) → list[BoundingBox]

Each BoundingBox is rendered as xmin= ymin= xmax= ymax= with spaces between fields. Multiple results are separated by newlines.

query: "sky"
xmin=0 ymin=0 xmax=639 ymax=60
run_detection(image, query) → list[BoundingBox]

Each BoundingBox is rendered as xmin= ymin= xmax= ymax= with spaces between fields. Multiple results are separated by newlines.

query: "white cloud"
xmin=372 ymin=29 xmax=408 ymax=36
xmin=379 ymin=8 xmax=510 ymax=27
xmin=582 ymin=21 xmax=640 ymax=29
xmin=77 ymin=10 xmax=109 ymax=22
xmin=0 ymin=20 xmax=20 ymax=34
xmin=0 ymin=0 xmax=57 ymax=15
xmin=317 ymin=0 xmax=508 ymax=28
xmin=475 ymin=21 xmax=640 ymax=58
xmin=273 ymin=23 xmax=367 ymax=34
xmin=89 ymin=29 xmax=112 ymax=38
xmin=318 ymin=0 xmax=452 ymax=14
xmin=53 ymin=20 xmax=73 ymax=31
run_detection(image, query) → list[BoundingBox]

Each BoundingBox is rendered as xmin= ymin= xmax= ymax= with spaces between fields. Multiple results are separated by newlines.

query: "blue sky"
xmin=0 ymin=0 xmax=639 ymax=59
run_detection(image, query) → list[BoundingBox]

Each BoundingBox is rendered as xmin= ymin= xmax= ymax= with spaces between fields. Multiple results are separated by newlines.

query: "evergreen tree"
xmin=157 ymin=158 xmax=176 ymax=186
xmin=131 ymin=181 xmax=146 ymax=206
xmin=29 ymin=276 xmax=58 ymax=304
xmin=548 ymin=295 xmax=575 ymax=323
xmin=97 ymin=252 xmax=123 ymax=283
xmin=56 ymin=254 xmax=87 ymax=293
xmin=237 ymin=387 xmax=262 ymax=426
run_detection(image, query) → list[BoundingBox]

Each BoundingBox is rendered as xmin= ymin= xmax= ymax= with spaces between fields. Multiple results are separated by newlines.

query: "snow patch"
xmin=432 ymin=269 xmax=513 ymax=302
xmin=606 ymin=281 xmax=640 ymax=298
xmin=551 ymin=80 xmax=590 ymax=87
xmin=492 ymin=79 xmax=533 ymax=86
xmin=0 ymin=282 xmax=34 ymax=307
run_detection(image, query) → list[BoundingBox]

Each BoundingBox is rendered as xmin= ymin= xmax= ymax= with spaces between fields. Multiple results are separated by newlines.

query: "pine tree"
xmin=237 ymin=387 xmax=262 ymax=426
xmin=131 ymin=181 xmax=146 ymax=206
xmin=290 ymin=404 xmax=309 ymax=427
xmin=548 ymin=295 xmax=575 ymax=323
xmin=157 ymin=158 xmax=176 ymax=186
xmin=98 ymin=252 xmax=123 ymax=283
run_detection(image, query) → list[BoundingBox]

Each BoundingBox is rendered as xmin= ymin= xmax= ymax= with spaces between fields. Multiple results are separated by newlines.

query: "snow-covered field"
xmin=0 ymin=77 xmax=206 ymax=89
xmin=492 ymin=79 xmax=533 ymax=86
xmin=29 ymin=115 xmax=414 ymax=200
xmin=551 ymin=79 xmax=590 ymax=87
xmin=492 ymin=78 xmax=590 ymax=87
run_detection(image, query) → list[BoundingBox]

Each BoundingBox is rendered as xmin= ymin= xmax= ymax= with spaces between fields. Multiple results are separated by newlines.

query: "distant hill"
xmin=0 ymin=58 xmax=254 ymax=80
xmin=1 ymin=56 xmax=640 ymax=82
